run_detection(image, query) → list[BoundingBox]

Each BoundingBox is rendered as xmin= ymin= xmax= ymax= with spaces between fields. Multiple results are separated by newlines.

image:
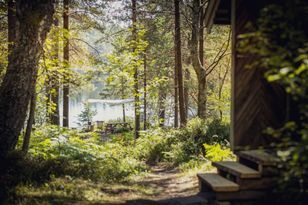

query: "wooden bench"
xmin=104 ymin=122 xmax=132 ymax=134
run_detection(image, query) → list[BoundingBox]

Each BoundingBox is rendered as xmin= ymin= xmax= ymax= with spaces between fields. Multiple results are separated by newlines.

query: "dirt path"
xmin=14 ymin=165 xmax=209 ymax=205
xmin=110 ymin=165 xmax=209 ymax=205
xmin=137 ymin=166 xmax=198 ymax=200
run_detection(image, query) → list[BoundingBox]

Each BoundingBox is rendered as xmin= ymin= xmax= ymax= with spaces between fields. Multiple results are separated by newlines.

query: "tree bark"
xmin=22 ymin=88 xmax=37 ymax=154
xmin=197 ymin=75 xmax=207 ymax=118
xmin=50 ymin=17 xmax=60 ymax=125
xmin=122 ymin=103 xmax=126 ymax=123
xmin=198 ymin=1 xmax=207 ymax=119
xmin=184 ymin=68 xmax=190 ymax=118
xmin=218 ymin=67 xmax=229 ymax=120
xmin=45 ymin=73 xmax=51 ymax=120
xmin=132 ymin=0 xmax=140 ymax=139
xmin=7 ymin=0 xmax=16 ymax=62
xmin=190 ymin=0 xmax=207 ymax=119
xmin=121 ymin=77 xmax=126 ymax=123
xmin=174 ymin=64 xmax=179 ymax=128
xmin=173 ymin=5 xmax=179 ymax=128
xmin=143 ymin=53 xmax=147 ymax=130
xmin=199 ymin=0 xmax=205 ymax=67
xmin=174 ymin=0 xmax=187 ymax=126
xmin=63 ymin=0 xmax=69 ymax=127
xmin=0 ymin=0 xmax=55 ymax=158
xmin=158 ymin=89 xmax=166 ymax=127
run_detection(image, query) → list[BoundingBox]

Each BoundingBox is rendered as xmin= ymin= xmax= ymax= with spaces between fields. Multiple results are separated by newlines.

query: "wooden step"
xmin=213 ymin=161 xmax=261 ymax=179
xmin=197 ymin=173 xmax=239 ymax=192
xmin=236 ymin=177 xmax=275 ymax=190
xmin=237 ymin=150 xmax=279 ymax=166
xmin=214 ymin=190 xmax=267 ymax=201
xmin=198 ymin=190 xmax=267 ymax=203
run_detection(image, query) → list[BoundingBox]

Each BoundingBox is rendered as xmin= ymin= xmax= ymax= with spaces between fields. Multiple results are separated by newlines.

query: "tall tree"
xmin=120 ymin=76 xmax=126 ymax=123
xmin=174 ymin=64 xmax=179 ymax=128
xmin=63 ymin=0 xmax=70 ymax=127
xmin=158 ymin=88 xmax=166 ymax=127
xmin=132 ymin=0 xmax=140 ymax=139
xmin=49 ymin=17 xmax=60 ymax=125
xmin=22 ymin=86 xmax=37 ymax=153
xmin=0 ymin=0 xmax=55 ymax=157
xmin=45 ymin=12 xmax=61 ymax=125
xmin=184 ymin=68 xmax=190 ymax=118
xmin=143 ymin=52 xmax=147 ymax=130
xmin=174 ymin=0 xmax=186 ymax=126
xmin=7 ymin=0 xmax=16 ymax=63
xmin=190 ymin=0 xmax=207 ymax=119
xmin=199 ymin=0 xmax=205 ymax=67
xmin=218 ymin=66 xmax=229 ymax=120
xmin=174 ymin=19 xmax=179 ymax=128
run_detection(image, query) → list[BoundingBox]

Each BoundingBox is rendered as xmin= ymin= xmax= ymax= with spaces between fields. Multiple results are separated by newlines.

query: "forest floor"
xmin=121 ymin=165 xmax=200 ymax=204
xmin=14 ymin=164 xmax=212 ymax=205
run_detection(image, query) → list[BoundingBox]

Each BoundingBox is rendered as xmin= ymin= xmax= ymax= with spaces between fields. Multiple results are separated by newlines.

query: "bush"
xmin=16 ymin=125 xmax=146 ymax=184
xmin=133 ymin=118 xmax=231 ymax=167
xmin=134 ymin=128 xmax=171 ymax=163
xmin=204 ymin=143 xmax=235 ymax=162
xmin=3 ymin=117 xmax=232 ymax=200
xmin=206 ymin=118 xmax=230 ymax=144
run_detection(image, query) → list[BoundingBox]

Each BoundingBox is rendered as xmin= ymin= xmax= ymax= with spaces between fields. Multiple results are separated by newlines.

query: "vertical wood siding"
xmin=231 ymin=0 xmax=287 ymax=149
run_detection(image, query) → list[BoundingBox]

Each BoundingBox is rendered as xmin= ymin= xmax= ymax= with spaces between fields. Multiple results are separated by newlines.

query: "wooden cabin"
xmin=205 ymin=0 xmax=287 ymax=150
xmin=197 ymin=0 xmax=290 ymax=204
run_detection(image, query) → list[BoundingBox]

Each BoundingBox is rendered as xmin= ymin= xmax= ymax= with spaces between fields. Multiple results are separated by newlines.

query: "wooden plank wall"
xmin=231 ymin=0 xmax=287 ymax=150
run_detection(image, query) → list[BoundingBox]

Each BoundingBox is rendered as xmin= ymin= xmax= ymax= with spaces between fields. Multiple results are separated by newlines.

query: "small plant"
xmin=77 ymin=102 xmax=97 ymax=130
xmin=204 ymin=143 xmax=235 ymax=162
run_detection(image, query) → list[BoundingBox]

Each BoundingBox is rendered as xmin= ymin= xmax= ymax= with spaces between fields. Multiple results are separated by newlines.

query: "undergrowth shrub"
xmin=15 ymin=125 xmax=146 ymax=184
xmin=135 ymin=128 xmax=172 ymax=163
xmin=3 ymin=117 xmax=231 ymax=199
xmin=204 ymin=143 xmax=235 ymax=162
xmin=134 ymin=117 xmax=231 ymax=167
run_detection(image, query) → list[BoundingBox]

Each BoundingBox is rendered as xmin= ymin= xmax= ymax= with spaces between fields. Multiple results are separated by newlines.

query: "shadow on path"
xmin=124 ymin=193 xmax=211 ymax=205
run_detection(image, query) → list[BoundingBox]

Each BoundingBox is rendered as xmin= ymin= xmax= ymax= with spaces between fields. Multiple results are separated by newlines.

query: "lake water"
xmin=60 ymin=80 xmax=134 ymax=128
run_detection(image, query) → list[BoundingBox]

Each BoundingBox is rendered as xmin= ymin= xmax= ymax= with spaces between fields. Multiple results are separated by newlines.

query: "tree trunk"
xmin=122 ymin=103 xmax=126 ymax=123
xmin=0 ymin=0 xmax=54 ymax=158
xmin=184 ymin=68 xmax=190 ymax=118
xmin=174 ymin=64 xmax=179 ymax=128
xmin=198 ymin=1 xmax=207 ymax=119
xmin=218 ymin=67 xmax=229 ymax=120
xmin=190 ymin=0 xmax=207 ymax=119
xmin=174 ymin=32 xmax=179 ymax=128
xmin=7 ymin=0 xmax=16 ymax=62
xmin=121 ymin=77 xmax=126 ymax=123
xmin=158 ymin=89 xmax=166 ymax=127
xmin=63 ymin=0 xmax=69 ymax=127
xmin=174 ymin=0 xmax=187 ymax=127
xmin=45 ymin=75 xmax=51 ymax=120
xmin=132 ymin=0 xmax=140 ymax=139
xmin=50 ymin=17 xmax=60 ymax=125
xmin=190 ymin=0 xmax=200 ymax=78
xmin=199 ymin=0 xmax=205 ymax=67
xmin=197 ymin=75 xmax=207 ymax=119
xmin=143 ymin=53 xmax=147 ymax=130
xmin=22 ymin=88 xmax=37 ymax=154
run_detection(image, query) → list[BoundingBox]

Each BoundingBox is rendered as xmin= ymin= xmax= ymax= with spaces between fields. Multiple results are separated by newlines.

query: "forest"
xmin=0 ymin=0 xmax=307 ymax=205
